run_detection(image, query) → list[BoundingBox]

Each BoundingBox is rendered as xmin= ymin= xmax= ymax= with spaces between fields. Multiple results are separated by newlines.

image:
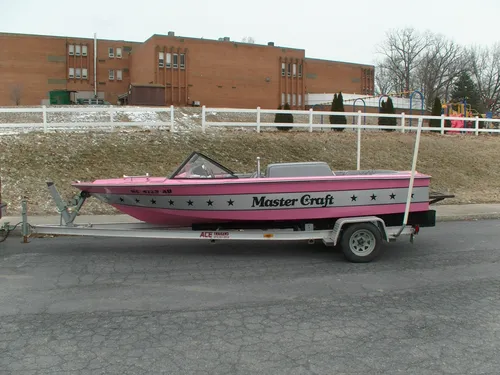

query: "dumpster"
xmin=49 ymin=90 xmax=72 ymax=105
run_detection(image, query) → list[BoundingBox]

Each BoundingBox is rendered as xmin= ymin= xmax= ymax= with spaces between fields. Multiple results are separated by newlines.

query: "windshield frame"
xmin=169 ymin=151 xmax=239 ymax=179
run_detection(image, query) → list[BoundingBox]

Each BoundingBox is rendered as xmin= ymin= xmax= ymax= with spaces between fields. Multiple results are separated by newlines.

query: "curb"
xmin=436 ymin=213 xmax=500 ymax=222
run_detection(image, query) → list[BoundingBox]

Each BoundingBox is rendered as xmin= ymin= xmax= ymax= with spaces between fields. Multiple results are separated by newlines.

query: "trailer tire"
xmin=340 ymin=222 xmax=383 ymax=263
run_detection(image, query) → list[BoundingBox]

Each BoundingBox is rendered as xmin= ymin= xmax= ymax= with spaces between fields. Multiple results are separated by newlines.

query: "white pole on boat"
xmin=256 ymin=157 xmax=261 ymax=177
xmin=356 ymin=110 xmax=362 ymax=170
xmin=395 ymin=116 xmax=423 ymax=237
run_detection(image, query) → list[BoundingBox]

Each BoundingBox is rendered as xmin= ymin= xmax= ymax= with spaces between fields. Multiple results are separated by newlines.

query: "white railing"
xmin=1 ymin=104 xmax=500 ymax=136
xmin=0 ymin=105 xmax=175 ymax=133
xmin=201 ymin=106 xmax=500 ymax=135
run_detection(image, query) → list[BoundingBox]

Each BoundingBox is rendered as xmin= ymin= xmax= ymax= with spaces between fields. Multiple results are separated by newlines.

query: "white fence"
xmin=0 ymin=105 xmax=174 ymax=133
xmin=201 ymin=106 xmax=500 ymax=135
xmin=1 ymin=104 xmax=500 ymax=135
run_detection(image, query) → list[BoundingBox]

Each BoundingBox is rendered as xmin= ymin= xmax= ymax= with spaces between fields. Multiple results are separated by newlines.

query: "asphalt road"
xmin=1 ymin=220 xmax=500 ymax=375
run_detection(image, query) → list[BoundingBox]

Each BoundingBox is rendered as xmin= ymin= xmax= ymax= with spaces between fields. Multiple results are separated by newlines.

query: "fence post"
xmin=357 ymin=110 xmax=362 ymax=170
xmin=308 ymin=108 xmax=313 ymax=132
xmin=42 ymin=105 xmax=47 ymax=133
xmin=170 ymin=105 xmax=175 ymax=132
xmin=201 ymin=105 xmax=206 ymax=133
xmin=109 ymin=105 xmax=114 ymax=131
xmin=475 ymin=116 xmax=479 ymax=136
xmin=256 ymin=106 xmax=261 ymax=133
xmin=440 ymin=114 xmax=445 ymax=135
xmin=401 ymin=112 xmax=405 ymax=133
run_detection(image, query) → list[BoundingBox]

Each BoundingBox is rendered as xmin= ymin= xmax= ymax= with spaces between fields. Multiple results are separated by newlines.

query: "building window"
xmin=298 ymin=64 xmax=302 ymax=78
xmin=109 ymin=69 xmax=114 ymax=80
xmin=173 ymin=53 xmax=178 ymax=68
xmin=180 ymin=53 xmax=185 ymax=69
xmin=75 ymin=68 xmax=81 ymax=79
xmin=116 ymin=48 xmax=122 ymax=58
xmin=108 ymin=47 xmax=114 ymax=58
xmin=281 ymin=92 xmax=285 ymax=106
xmin=293 ymin=63 xmax=297 ymax=77
xmin=166 ymin=53 xmax=172 ymax=68
xmin=82 ymin=68 xmax=88 ymax=79
xmin=287 ymin=63 xmax=291 ymax=77
xmin=159 ymin=52 xmax=164 ymax=67
xmin=75 ymin=45 xmax=81 ymax=56
xmin=82 ymin=45 xmax=88 ymax=56
xmin=116 ymin=69 xmax=123 ymax=81
xmin=68 ymin=45 xmax=74 ymax=55
xmin=281 ymin=63 xmax=285 ymax=77
xmin=68 ymin=67 xmax=74 ymax=78
xmin=292 ymin=94 xmax=296 ymax=106
xmin=287 ymin=93 xmax=291 ymax=105
xmin=298 ymin=94 xmax=302 ymax=107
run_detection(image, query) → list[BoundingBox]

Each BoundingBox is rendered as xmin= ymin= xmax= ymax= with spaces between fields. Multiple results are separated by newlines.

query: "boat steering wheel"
xmin=203 ymin=164 xmax=215 ymax=178
xmin=189 ymin=163 xmax=215 ymax=178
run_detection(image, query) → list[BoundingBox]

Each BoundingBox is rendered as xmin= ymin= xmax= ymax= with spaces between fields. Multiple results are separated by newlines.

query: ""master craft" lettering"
xmin=251 ymin=194 xmax=334 ymax=208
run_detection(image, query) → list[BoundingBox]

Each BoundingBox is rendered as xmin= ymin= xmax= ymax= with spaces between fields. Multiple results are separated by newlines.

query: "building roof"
xmin=305 ymin=57 xmax=375 ymax=68
xmin=147 ymin=33 xmax=305 ymax=52
xmin=0 ymin=31 xmax=140 ymax=44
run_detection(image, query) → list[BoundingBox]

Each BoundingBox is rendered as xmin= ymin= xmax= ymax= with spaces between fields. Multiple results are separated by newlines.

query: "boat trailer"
xmin=0 ymin=120 xmax=455 ymax=262
xmin=0 ymin=180 xmax=453 ymax=263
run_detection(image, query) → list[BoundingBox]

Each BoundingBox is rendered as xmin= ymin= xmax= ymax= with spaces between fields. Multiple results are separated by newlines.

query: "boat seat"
xmin=265 ymin=162 xmax=335 ymax=178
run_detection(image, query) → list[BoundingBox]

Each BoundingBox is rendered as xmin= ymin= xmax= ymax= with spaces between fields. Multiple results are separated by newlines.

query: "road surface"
xmin=1 ymin=220 xmax=500 ymax=374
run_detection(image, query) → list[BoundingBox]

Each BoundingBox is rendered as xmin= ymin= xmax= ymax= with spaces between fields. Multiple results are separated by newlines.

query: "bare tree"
xmin=242 ymin=36 xmax=255 ymax=44
xmin=469 ymin=43 xmax=500 ymax=114
xmin=375 ymin=26 xmax=500 ymax=115
xmin=10 ymin=83 xmax=23 ymax=106
xmin=376 ymin=27 xmax=434 ymax=95
xmin=414 ymin=34 xmax=469 ymax=108
xmin=374 ymin=61 xmax=398 ymax=95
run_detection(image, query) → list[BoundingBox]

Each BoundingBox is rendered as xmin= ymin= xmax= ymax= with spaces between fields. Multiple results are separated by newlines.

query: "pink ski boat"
xmin=71 ymin=151 xmax=445 ymax=231
xmin=3 ymin=147 xmax=455 ymax=262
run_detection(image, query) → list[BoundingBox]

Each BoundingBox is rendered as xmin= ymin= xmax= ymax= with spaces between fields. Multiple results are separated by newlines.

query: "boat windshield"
xmin=169 ymin=152 xmax=239 ymax=179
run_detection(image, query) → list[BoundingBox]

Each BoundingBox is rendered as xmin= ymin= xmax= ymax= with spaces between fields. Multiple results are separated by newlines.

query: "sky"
xmin=1 ymin=0 xmax=499 ymax=66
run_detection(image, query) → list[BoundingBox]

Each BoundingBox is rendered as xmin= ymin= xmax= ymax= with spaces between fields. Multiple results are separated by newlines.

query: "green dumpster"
xmin=49 ymin=90 xmax=71 ymax=105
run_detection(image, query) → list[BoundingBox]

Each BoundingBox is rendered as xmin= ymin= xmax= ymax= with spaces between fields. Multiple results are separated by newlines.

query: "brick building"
xmin=0 ymin=31 xmax=375 ymax=108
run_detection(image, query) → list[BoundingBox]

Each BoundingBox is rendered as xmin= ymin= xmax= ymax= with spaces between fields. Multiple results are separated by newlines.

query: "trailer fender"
xmin=323 ymin=216 xmax=388 ymax=247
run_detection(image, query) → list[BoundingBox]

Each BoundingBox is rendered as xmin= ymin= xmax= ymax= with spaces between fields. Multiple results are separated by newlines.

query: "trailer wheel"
xmin=340 ymin=222 xmax=383 ymax=263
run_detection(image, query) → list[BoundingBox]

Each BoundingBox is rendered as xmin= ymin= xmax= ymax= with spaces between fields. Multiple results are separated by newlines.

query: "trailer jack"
xmin=0 ymin=198 xmax=31 ymax=243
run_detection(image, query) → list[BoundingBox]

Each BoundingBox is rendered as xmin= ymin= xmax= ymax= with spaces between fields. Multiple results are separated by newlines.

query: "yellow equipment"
xmin=443 ymin=101 xmax=479 ymax=118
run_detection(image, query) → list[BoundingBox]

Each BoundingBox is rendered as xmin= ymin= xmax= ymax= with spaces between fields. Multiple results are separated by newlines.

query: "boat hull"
xmin=74 ymin=175 xmax=432 ymax=226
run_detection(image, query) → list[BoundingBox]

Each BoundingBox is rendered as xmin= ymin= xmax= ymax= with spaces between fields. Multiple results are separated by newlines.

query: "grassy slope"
xmin=1 ymin=130 xmax=499 ymax=216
